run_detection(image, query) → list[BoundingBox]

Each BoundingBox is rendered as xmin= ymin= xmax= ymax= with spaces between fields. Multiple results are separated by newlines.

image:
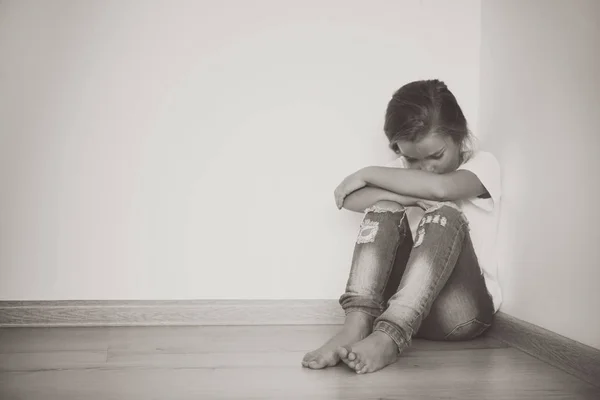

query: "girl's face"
xmin=396 ymin=133 xmax=461 ymax=174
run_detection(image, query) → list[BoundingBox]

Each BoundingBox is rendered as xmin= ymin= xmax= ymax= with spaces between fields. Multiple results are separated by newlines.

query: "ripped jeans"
xmin=338 ymin=200 xmax=495 ymax=353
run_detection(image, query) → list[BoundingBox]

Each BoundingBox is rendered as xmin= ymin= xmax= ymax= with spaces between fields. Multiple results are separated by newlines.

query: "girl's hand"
xmin=334 ymin=169 xmax=368 ymax=209
xmin=416 ymin=199 xmax=440 ymax=211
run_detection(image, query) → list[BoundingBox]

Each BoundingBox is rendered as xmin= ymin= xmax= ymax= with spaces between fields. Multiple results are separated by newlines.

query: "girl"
xmin=301 ymin=79 xmax=502 ymax=374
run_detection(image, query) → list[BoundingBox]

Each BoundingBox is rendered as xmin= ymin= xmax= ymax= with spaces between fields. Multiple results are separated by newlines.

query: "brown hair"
xmin=384 ymin=79 xmax=474 ymax=163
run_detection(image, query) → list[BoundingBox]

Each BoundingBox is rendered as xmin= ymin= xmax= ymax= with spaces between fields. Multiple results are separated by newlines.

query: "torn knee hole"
xmin=414 ymin=227 xmax=426 ymax=247
xmin=419 ymin=214 xmax=448 ymax=228
xmin=414 ymin=214 xmax=448 ymax=247
xmin=356 ymin=219 xmax=379 ymax=243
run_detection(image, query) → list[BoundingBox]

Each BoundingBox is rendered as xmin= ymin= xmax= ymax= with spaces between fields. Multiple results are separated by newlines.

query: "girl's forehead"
xmin=397 ymin=134 xmax=449 ymax=158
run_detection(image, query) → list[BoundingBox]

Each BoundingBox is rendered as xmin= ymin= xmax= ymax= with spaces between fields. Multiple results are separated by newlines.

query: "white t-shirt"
xmin=384 ymin=151 xmax=502 ymax=312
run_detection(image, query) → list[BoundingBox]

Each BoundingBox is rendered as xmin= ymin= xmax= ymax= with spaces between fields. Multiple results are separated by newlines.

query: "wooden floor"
xmin=0 ymin=325 xmax=598 ymax=399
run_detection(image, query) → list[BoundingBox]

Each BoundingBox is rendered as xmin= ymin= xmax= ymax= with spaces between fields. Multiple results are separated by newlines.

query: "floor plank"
xmin=1 ymin=360 xmax=598 ymax=400
xmin=0 ymin=327 xmax=109 ymax=353
xmin=0 ymin=351 xmax=108 ymax=372
xmin=106 ymin=325 xmax=509 ymax=353
xmin=0 ymin=325 xmax=597 ymax=400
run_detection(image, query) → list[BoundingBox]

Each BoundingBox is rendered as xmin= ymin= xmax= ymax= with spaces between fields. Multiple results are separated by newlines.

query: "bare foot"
xmin=301 ymin=312 xmax=374 ymax=369
xmin=336 ymin=330 xmax=402 ymax=374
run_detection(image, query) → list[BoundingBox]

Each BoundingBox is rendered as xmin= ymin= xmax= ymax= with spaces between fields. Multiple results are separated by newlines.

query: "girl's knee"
xmin=365 ymin=200 xmax=405 ymax=213
xmin=417 ymin=202 xmax=467 ymax=231
xmin=356 ymin=201 xmax=409 ymax=245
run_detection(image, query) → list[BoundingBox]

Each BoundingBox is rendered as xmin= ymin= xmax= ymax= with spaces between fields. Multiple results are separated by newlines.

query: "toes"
xmin=304 ymin=351 xmax=334 ymax=369
xmin=348 ymin=361 xmax=356 ymax=369
xmin=348 ymin=352 xmax=356 ymax=361
xmin=302 ymin=353 xmax=314 ymax=363
xmin=354 ymin=362 xmax=363 ymax=371
xmin=358 ymin=365 xmax=368 ymax=374
xmin=339 ymin=354 xmax=352 ymax=367
xmin=337 ymin=346 xmax=350 ymax=359
xmin=308 ymin=359 xmax=324 ymax=369
xmin=302 ymin=356 xmax=314 ymax=368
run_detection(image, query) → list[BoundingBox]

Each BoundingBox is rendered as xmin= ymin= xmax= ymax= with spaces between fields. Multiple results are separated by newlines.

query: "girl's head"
xmin=384 ymin=79 xmax=474 ymax=174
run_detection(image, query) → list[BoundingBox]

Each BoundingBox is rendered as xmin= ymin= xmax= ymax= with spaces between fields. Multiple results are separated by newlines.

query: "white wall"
xmin=479 ymin=0 xmax=600 ymax=349
xmin=0 ymin=0 xmax=482 ymax=300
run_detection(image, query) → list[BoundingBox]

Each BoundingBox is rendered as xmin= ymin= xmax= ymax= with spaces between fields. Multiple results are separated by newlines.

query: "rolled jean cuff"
xmin=344 ymin=306 xmax=382 ymax=319
xmin=374 ymin=320 xmax=409 ymax=353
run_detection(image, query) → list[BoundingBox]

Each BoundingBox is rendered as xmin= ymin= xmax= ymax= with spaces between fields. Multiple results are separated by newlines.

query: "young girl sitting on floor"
xmin=302 ymin=79 xmax=502 ymax=374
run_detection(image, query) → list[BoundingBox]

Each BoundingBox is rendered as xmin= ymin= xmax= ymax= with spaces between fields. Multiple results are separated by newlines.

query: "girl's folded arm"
xmin=360 ymin=167 xmax=487 ymax=201
xmin=440 ymin=170 xmax=488 ymax=201
xmin=342 ymin=186 xmax=422 ymax=213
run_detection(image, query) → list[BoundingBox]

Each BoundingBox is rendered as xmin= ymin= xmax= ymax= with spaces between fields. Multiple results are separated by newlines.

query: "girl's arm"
xmin=342 ymin=186 xmax=423 ymax=213
xmin=359 ymin=167 xmax=487 ymax=201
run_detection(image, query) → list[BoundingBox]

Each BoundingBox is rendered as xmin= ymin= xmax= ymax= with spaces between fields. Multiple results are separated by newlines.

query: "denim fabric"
xmin=339 ymin=202 xmax=495 ymax=352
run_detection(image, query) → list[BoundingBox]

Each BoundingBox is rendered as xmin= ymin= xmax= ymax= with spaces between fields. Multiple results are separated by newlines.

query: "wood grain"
xmin=2 ymin=300 xmax=599 ymax=391
xmin=0 ymin=326 xmax=109 ymax=352
xmin=0 ymin=351 xmax=108 ymax=372
xmin=0 ymin=325 xmax=598 ymax=400
xmin=0 ymin=300 xmax=345 ymax=327
xmin=105 ymin=324 xmax=509 ymax=354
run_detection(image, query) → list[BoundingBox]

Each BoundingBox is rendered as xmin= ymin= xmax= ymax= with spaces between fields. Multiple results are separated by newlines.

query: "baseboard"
xmin=1 ymin=300 xmax=598 ymax=388
xmin=487 ymin=311 xmax=600 ymax=389
xmin=0 ymin=300 xmax=345 ymax=327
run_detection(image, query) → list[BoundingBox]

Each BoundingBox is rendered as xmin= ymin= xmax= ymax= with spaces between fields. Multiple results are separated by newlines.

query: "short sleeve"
xmin=385 ymin=157 xmax=407 ymax=169
xmin=457 ymin=151 xmax=501 ymax=212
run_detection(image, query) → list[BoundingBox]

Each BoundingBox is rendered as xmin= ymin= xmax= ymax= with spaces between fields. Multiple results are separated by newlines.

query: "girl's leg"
xmin=302 ymin=200 xmax=412 ymax=369
xmin=373 ymin=203 xmax=471 ymax=349
xmin=414 ymin=224 xmax=494 ymax=341
xmin=338 ymin=200 xmax=413 ymax=318
xmin=337 ymin=203 xmax=486 ymax=374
